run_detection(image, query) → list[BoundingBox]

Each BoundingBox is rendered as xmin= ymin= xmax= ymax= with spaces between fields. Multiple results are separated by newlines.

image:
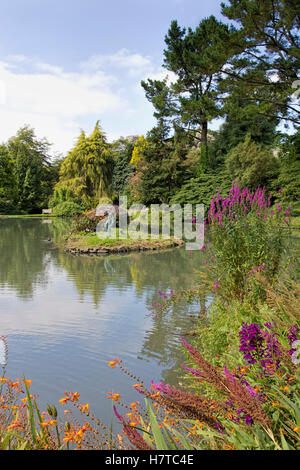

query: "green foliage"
xmin=0 ymin=144 xmax=14 ymax=201
xmin=71 ymin=210 xmax=104 ymax=233
xmin=111 ymin=138 xmax=134 ymax=198
xmin=0 ymin=127 xmax=61 ymax=214
xmin=142 ymin=16 xmax=237 ymax=152
xmin=7 ymin=126 xmax=52 ymax=212
xmin=56 ymin=122 xmax=114 ymax=207
xmin=128 ymin=129 xmax=188 ymax=204
xmin=221 ymin=0 xmax=300 ymax=126
xmin=202 ymin=185 xmax=289 ymax=302
xmin=226 ymin=135 xmax=279 ymax=191
xmin=273 ymin=130 xmax=300 ymax=211
xmin=170 ymin=169 xmax=232 ymax=209
xmin=130 ymin=136 xmax=147 ymax=166
xmin=49 ymin=187 xmax=80 ymax=208
xmin=52 ymin=201 xmax=84 ymax=217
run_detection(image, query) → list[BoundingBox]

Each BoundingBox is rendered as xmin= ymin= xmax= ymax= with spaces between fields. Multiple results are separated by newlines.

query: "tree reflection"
xmin=0 ymin=218 xmax=207 ymax=385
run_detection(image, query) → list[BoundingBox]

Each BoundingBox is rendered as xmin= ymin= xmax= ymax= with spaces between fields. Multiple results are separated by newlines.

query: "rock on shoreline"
xmin=64 ymin=238 xmax=184 ymax=256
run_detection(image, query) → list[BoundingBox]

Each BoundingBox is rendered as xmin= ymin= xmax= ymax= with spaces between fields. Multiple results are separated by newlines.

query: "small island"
xmin=61 ymin=231 xmax=184 ymax=255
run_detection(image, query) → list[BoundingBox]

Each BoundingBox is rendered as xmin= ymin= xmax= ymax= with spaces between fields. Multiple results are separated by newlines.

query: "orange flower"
xmin=81 ymin=403 xmax=89 ymax=413
xmin=130 ymin=402 xmax=140 ymax=409
xmin=59 ymin=397 xmax=70 ymax=406
xmin=11 ymin=381 xmax=19 ymax=389
xmin=107 ymin=392 xmax=120 ymax=402
xmin=70 ymin=392 xmax=80 ymax=402
xmin=7 ymin=423 xmax=22 ymax=430
xmin=41 ymin=419 xmax=57 ymax=428
xmin=133 ymin=384 xmax=143 ymax=389
xmin=108 ymin=361 xmax=118 ymax=369
xmin=63 ymin=432 xmax=74 ymax=443
xmin=293 ymin=426 xmax=300 ymax=433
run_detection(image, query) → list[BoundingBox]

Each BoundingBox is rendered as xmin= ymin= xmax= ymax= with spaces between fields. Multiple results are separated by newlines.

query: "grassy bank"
xmin=0 ymin=214 xmax=57 ymax=219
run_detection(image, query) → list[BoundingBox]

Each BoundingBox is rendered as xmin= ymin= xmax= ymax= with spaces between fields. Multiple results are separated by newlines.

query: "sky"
xmin=0 ymin=0 xmax=226 ymax=156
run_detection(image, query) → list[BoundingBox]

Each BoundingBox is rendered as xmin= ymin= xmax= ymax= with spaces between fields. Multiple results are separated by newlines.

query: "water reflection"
xmin=0 ymin=218 xmax=205 ymax=422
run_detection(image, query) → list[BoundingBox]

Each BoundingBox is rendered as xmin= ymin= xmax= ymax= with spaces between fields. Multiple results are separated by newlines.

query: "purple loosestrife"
xmin=207 ymin=183 xmax=280 ymax=228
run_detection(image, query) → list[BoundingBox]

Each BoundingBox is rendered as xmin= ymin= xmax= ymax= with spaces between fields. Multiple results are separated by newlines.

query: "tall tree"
xmin=128 ymin=126 xmax=189 ymax=204
xmin=112 ymin=138 xmax=134 ymax=198
xmin=221 ymin=0 xmax=300 ymax=126
xmin=142 ymin=16 xmax=237 ymax=168
xmin=0 ymin=143 xmax=14 ymax=200
xmin=57 ymin=122 xmax=114 ymax=207
xmin=7 ymin=126 xmax=51 ymax=212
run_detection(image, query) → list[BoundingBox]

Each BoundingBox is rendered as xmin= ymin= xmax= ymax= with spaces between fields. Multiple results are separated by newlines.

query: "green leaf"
xmin=23 ymin=375 xmax=37 ymax=444
xmin=145 ymin=399 xmax=169 ymax=450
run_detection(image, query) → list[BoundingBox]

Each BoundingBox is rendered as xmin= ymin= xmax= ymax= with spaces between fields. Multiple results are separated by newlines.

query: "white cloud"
xmin=81 ymin=48 xmax=153 ymax=77
xmin=0 ymin=50 xmax=165 ymax=155
xmin=0 ymin=57 xmax=133 ymax=154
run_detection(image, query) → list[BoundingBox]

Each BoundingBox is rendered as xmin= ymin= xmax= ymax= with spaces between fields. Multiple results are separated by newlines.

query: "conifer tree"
xmin=141 ymin=16 xmax=237 ymax=169
xmin=56 ymin=122 xmax=114 ymax=207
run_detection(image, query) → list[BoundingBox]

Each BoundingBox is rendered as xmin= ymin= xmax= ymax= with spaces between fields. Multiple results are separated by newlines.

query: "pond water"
xmin=0 ymin=218 xmax=207 ymax=425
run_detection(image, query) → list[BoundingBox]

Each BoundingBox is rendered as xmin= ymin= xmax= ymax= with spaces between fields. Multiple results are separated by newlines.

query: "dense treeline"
xmin=0 ymin=0 xmax=299 ymax=216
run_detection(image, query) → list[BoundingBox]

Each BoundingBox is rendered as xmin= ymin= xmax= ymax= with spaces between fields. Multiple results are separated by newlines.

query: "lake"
xmin=0 ymin=218 xmax=207 ymax=425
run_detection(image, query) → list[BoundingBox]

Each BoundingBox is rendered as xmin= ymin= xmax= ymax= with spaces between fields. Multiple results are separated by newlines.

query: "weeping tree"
xmin=56 ymin=122 xmax=115 ymax=208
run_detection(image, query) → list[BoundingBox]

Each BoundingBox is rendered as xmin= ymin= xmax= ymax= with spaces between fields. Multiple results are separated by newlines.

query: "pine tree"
xmin=141 ymin=16 xmax=237 ymax=166
xmin=221 ymin=0 xmax=300 ymax=126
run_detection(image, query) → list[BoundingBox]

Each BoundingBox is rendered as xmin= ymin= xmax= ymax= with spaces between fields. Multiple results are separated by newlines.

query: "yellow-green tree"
xmin=56 ymin=122 xmax=114 ymax=207
xmin=130 ymin=136 xmax=148 ymax=166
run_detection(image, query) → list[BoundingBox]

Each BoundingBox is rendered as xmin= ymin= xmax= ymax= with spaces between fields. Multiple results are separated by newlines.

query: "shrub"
xmin=71 ymin=210 xmax=105 ymax=233
xmin=52 ymin=201 xmax=84 ymax=217
xmin=226 ymin=135 xmax=279 ymax=191
xmin=170 ymin=170 xmax=232 ymax=212
xmin=0 ymin=199 xmax=18 ymax=215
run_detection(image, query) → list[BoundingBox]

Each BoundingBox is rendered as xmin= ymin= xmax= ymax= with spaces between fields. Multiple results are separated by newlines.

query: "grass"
xmin=62 ymin=231 xmax=184 ymax=252
xmin=291 ymin=216 xmax=300 ymax=228
xmin=0 ymin=214 xmax=57 ymax=218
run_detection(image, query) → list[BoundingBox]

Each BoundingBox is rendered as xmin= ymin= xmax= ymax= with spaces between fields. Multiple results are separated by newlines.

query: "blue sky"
xmin=0 ymin=0 xmax=226 ymax=155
